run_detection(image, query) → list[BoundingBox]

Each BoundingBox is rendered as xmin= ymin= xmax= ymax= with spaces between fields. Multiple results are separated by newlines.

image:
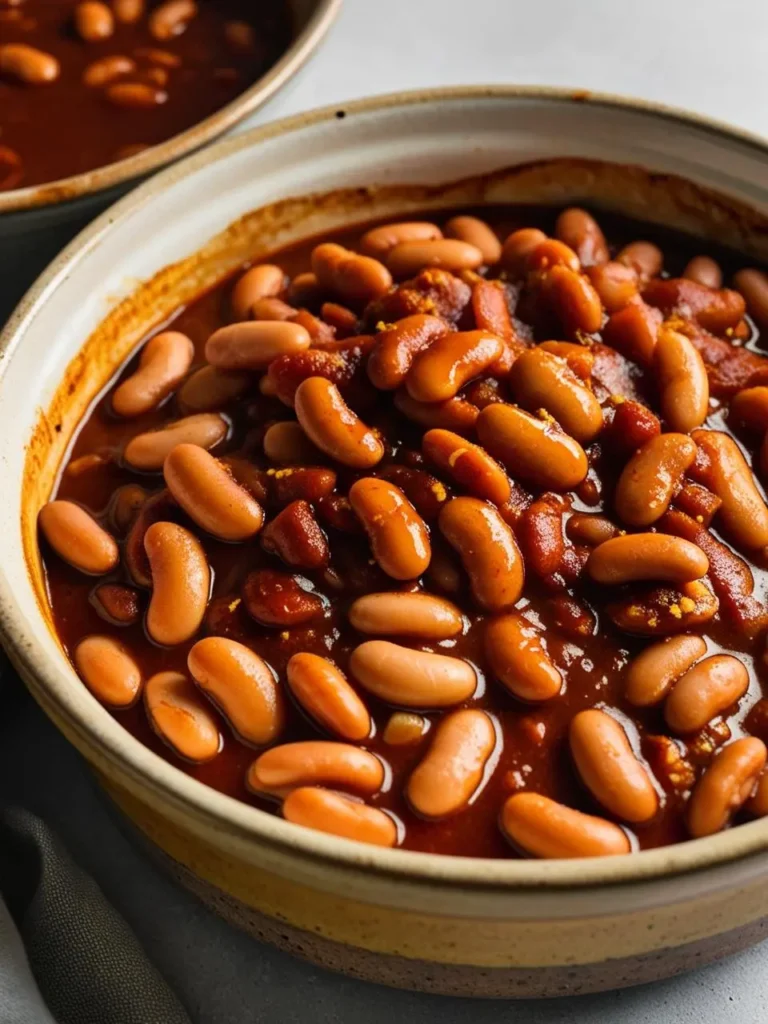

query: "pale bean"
xmin=439 ymin=496 xmax=524 ymax=612
xmin=367 ymin=314 xmax=447 ymax=390
xmin=690 ymin=429 xmax=768 ymax=551
xmin=360 ymin=221 xmax=442 ymax=257
xmin=311 ymin=243 xmax=392 ymax=308
xmin=526 ymin=239 xmax=580 ymax=273
xmin=144 ymin=522 xmax=210 ymax=645
xmin=687 ymin=737 xmax=767 ymax=837
xmin=283 ymin=788 xmax=397 ymax=847
xmin=106 ymin=81 xmax=167 ymax=108
xmin=149 ymin=0 xmax=196 ymax=39
xmin=286 ymin=653 xmax=371 ymax=741
xmin=348 ymin=592 xmax=463 ymax=639
xmin=247 ymin=741 xmax=383 ymax=798
xmin=387 ymin=239 xmax=483 ymax=278
xmin=144 ymin=671 xmax=221 ymax=762
xmin=163 ymin=444 xmax=263 ymax=541
xmin=252 ymin=297 xmax=297 ymax=322
xmin=746 ymin=771 xmax=768 ymax=817
xmin=0 ymin=43 xmax=59 ymax=84
xmin=350 ymin=641 xmax=477 ymax=708
xmin=230 ymin=264 xmax=285 ymax=321
xmin=587 ymin=533 xmax=708 ymax=585
xmin=294 ymin=378 xmax=384 ymax=469
xmin=82 ymin=54 xmax=135 ymax=87
xmin=684 ymin=256 xmax=722 ymax=289
xmin=112 ymin=331 xmax=194 ymax=418
xmin=75 ymin=2 xmax=114 ymax=41
xmin=206 ymin=321 xmax=310 ymax=371
xmin=444 ymin=216 xmax=502 ymax=264
xmin=566 ymin=513 xmax=620 ymax=547
xmin=542 ymin=265 xmax=603 ymax=335
xmin=75 ymin=635 xmax=142 ymax=709
xmin=407 ymin=710 xmax=496 ymax=819
xmin=555 ymin=208 xmax=609 ymax=266
xmin=500 ymin=227 xmax=547 ymax=276
xmin=625 ymin=634 xmax=707 ymax=707
xmin=585 ymin=261 xmax=639 ymax=313
xmin=406 ymin=330 xmax=503 ymax=403
xmin=262 ymin=420 xmax=320 ymax=464
xmin=617 ymin=240 xmax=663 ymax=281
xmin=422 ymin=428 xmax=510 ymax=506
xmin=614 ymin=433 xmax=698 ymax=527
xmin=394 ymin=390 xmax=479 ymax=432
xmin=509 ymin=349 xmax=603 ymax=443
xmin=476 ymin=403 xmax=588 ymax=491
xmin=113 ymin=0 xmax=144 ymax=23
xmin=730 ymin=386 xmax=768 ymax=433
xmin=124 ymin=413 xmax=228 ymax=470
xmin=382 ymin=712 xmax=429 ymax=746
xmin=39 ymin=501 xmax=118 ymax=575
xmin=664 ymin=654 xmax=749 ymax=734
xmin=188 ymin=637 xmax=284 ymax=746
xmin=733 ymin=268 xmax=768 ymax=327
xmin=654 ymin=325 xmax=709 ymax=433
xmin=177 ymin=365 xmax=251 ymax=413
xmin=501 ymin=792 xmax=631 ymax=858
xmin=570 ymin=709 xmax=659 ymax=823
xmin=485 ymin=612 xmax=562 ymax=701
xmin=348 ymin=477 xmax=430 ymax=580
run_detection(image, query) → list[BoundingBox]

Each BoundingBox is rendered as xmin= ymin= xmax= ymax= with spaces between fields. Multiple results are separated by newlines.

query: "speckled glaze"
xmin=4 ymin=89 xmax=768 ymax=997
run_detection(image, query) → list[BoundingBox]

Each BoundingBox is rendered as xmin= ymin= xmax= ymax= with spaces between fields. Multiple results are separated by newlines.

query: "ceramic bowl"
xmin=3 ymin=87 xmax=768 ymax=998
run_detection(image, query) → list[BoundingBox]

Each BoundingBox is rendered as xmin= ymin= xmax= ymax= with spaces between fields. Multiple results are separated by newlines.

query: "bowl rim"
xmin=0 ymin=0 xmax=343 ymax=216
xmin=6 ymin=83 xmax=768 ymax=893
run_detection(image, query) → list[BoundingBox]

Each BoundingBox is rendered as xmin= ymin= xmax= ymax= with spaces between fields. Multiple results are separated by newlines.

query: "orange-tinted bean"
xmin=311 ymin=243 xmax=392 ymax=309
xmin=177 ymin=365 xmax=251 ymax=413
xmin=283 ymin=787 xmax=397 ymax=847
xmin=320 ymin=301 xmax=358 ymax=336
xmin=407 ymin=710 xmax=496 ymax=818
xmin=684 ymin=256 xmax=722 ymax=289
xmin=286 ymin=653 xmax=371 ymax=741
xmin=348 ymin=477 xmax=430 ymax=580
xmin=350 ymin=641 xmax=477 ymax=708
xmin=485 ymin=612 xmax=562 ymax=701
xmin=124 ymin=413 xmax=228 ymax=470
xmin=82 ymin=54 xmax=135 ymax=86
xmin=74 ymin=2 xmax=114 ymax=41
xmin=501 ymin=792 xmax=631 ymax=858
xmin=538 ymin=341 xmax=594 ymax=381
xmin=477 ymin=403 xmax=588 ymax=491
xmin=91 ymin=582 xmax=141 ymax=626
xmin=394 ymin=390 xmax=479 ymax=432
xmin=542 ymin=265 xmax=603 ymax=335
xmin=106 ymin=82 xmax=167 ymax=109
xmin=206 ymin=320 xmax=310 ymax=371
xmin=262 ymin=420 xmax=320 ymax=464
xmin=500 ymin=227 xmax=547 ymax=276
xmin=230 ymin=264 xmax=285 ymax=320
xmin=367 ymin=314 xmax=447 ymax=390
xmin=144 ymin=522 xmax=209 ymax=645
xmin=149 ymin=0 xmax=196 ymax=39
xmin=526 ymin=238 xmax=580 ymax=273
xmin=555 ymin=208 xmax=609 ymax=266
xmin=687 ymin=737 xmax=767 ymax=837
xmin=730 ymin=386 xmax=768 ymax=433
xmin=39 ymin=500 xmax=118 ymax=575
xmin=360 ymin=221 xmax=442 ymax=257
xmin=509 ymin=349 xmax=603 ymax=442
xmin=382 ymin=712 xmax=429 ymax=746
xmin=665 ymin=654 xmax=749 ymax=734
xmin=614 ymin=433 xmax=698 ymax=527
xmin=444 ymin=216 xmax=501 ymax=264
xmin=570 ymin=709 xmax=659 ymax=823
xmin=566 ymin=513 xmax=620 ymax=547
xmin=251 ymin=296 xmax=297 ymax=321
xmin=0 ymin=44 xmax=59 ymax=83
xmin=112 ymin=331 xmax=194 ymax=418
xmin=294 ymin=378 xmax=384 ymax=469
xmin=602 ymin=299 xmax=661 ymax=366
xmin=406 ymin=330 xmax=502 ymax=403
xmin=144 ymin=671 xmax=221 ymax=762
xmin=586 ymin=261 xmax=638 ymax=313
xmin=348 ymin=591 xmax=463 ymax=640
xmin=625 ymin=635 xmax=707 ymax=707
xmin=75 ymin=635 xmax=141 ymax=708
xmin=690 ymin=429 xmax=768 ymax=551
xmin=422 ymin=428 xmax=510 ymax=505
xmin=387 ymin=239 xmax=483 ymax=279
xmin=654 ymin=325 xmax=709 ymax=432
xmin=113 ymin=0 xmax=144 ymax=22
xmin=617 ymin=241 xmax=663 ymax=281
xmin=747 ymin=771 xmax=768 ymax=817
xmin=439 ymin=496 xmax=524 ymax=612
xmin=247 ymin=741 xmax=383 ymax=798
xmin=588 ymin=533 xmax=708 ymax=585
xmin=733 ymin=268 xmax=768 ymax=327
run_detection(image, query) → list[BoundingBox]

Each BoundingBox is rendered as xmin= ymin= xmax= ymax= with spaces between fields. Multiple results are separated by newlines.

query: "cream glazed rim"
xmin=3 ymin=85 xmax=768 ymax=895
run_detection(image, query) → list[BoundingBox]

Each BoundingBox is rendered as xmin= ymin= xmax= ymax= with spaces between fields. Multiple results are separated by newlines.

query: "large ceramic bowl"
xmin=4 ymin=88 xmax=768 ymax=999
xmin=0 ymin=0 xmax=341 ymax=319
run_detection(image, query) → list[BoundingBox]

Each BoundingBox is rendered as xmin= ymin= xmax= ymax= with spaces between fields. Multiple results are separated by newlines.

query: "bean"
xmin=501 ymin=792 xmax=631 ymax=858
xmin=509 ymin=349 xmax=603 ymax=443
xmin=367 ymin=314 xmax=447 ymax=390
xmin=0 ymin=43 xmax=59 ymax=83
xmin=730 ymin=386 xmax=768 ymax=433
xmin=287 ymin=271 xmax=322 ymax=307
xmin=91 ymin=582 xmax=141 ymax=626
xmin=113 ymin=0 xmax=144 ymax=22
xmin=439 ymin=496 xmax=524 ymax=612
xmin=566 ymin=513 xmax=620 ymax=547
xmin=350 ymin=641 xmax=476 ymax=708
xmin=321 ymin=301 xmax=358 ymax=336
xmin=188 ymin=637 xmax=284 ymax=746
xmin=124 ymin=413 xmax=228 ymax=470
xmin=75 ymin=2 xmax=114 ymax=40
xmin=387 ymin=239 xmax=483 ymax=278
xmin=617 ymin=241 xmax=663 ymax=281
xmin=382 ymin=712 xmax=429 ymax=746
xmin=223 ymin=19 xmax=256 ymax=53
xmin=542 ymin=265 xmax=603 ymax=335
xmin=348 ymin=592 xmax=463 ymax=639
xmin=406 ymin=330 xmax=503 ymax=403
xmin=690 ymin=429 xmax=768 ymax=551
xmin=177 ymin=365 xmax=250 ymax=413
xmin=587 ymin=533 xmax=708 ymax=585
xmin=614 ymin=433 xmax=698 ymax=527
xmin=585 ymin=261 xmax=638 ymax=313
xmin=294 ymin=378 xmax=384 ymax=469
xmin=163 ymin=444 xmax=263 ymax=541
xmin=526 ymin=239 xmax=580 ymax=273
xmin=109 ymin=482 xmax=148 ymax=536
xmin=625 ymin=635 xmax=707 ymax=707
xmin=485 ymin=612 xmax=562 ymax=701
xmin=247 ymin=741 xmax=383 ymax=798
xmin=82 ymin=54 xmax=135 ymax=87
xmin=282 ymin=788 xmax=397 ymax=847
xmin=654 ymin=325 xmax=709 ymax=432
xmin=206 ymin=321 xmax=310 ymax=371
xmin=500 ymin=227 xmax=547 ymax=276
xmin=570 ymin=709 xmax=658 ymax=823
xmin=407 ymin=710 xmax=496 ymax=819
xmin=106 ymin=82 xmax=167 ymax=108
xmin=144 ymin=522 xmax=209 ymax=645
xmin=733 ymin=268 xmax=768 ymax=327
xmin=555 ymin=208 xmax=609 ymax=266
xmin=252 ymin=296 xmax=297 ymax=322
xmin=602 ymin=299 xmax=661 ymax=366
xmin=422 ymin=428 xmax=510 ymax=506
xmin=664 ymin=654 xmax=749 ymax=734
xmin=75 ymin=635 xmax=141 ymax=708
xmin=286 ymin=653 xmax=370 ymax=741
xmin=538 ymin=341 xmax=594 ymax=381
xmin=444 ymin=216 xmax=501 ymax=264
xmin=477 ymin=403 xmax=588 ymax=491
xmin=311 ymin=243 xmax=392 ymax=308
xmin=684 ymin=256 xmax=723 ymax=289
xmin=262 ymin=421 xmax=319 ymax=464
xmin=746 ymin=770 xmax=768 ymax=817
xmin=348 ymin=477 xmax=430 ymax=580
xmin=230 ymin=264 xmax=285 ymax=321
xmin=360 ymin=221 xmax=442 ymax=257
xmin=144 ymin=671 xmax=221 ymax=762
xmin=39 ymin=501 xmax=118 ymax=575
xmin=149 ymin=0 xmax=196 ymax=39
xmin=687 ymin=737 xmax=767 ymax=837
xmin=394 ymin=390 xmax=479 ymax=432
xmin=261 ymin=499 xmax=329 ymax=570
xmin=112 ymin=331 xmax=194 ymax=418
